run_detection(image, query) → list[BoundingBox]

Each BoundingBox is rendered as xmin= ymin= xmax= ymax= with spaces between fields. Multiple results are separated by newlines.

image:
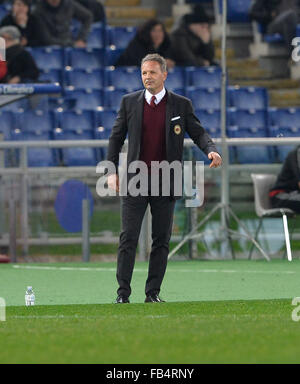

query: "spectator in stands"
xmin=116 ymin=19 xmax=175 ymax=69
xmin=170 ymin=7 xmax=216 ymax=67
xmin=0 ymin=0 xmax=48 ymax=47
xmin=270 ymin=146 xmax=300 ymax=213
xmin=75 ymin=0 xmax=105 ymax=23
xmin=250 ymin=0 xmax=300 ymax=53
xmin=34 ymin=0 xmax=93 ymax=47
xmin=0 ymin=26 xmax=39 ymax=83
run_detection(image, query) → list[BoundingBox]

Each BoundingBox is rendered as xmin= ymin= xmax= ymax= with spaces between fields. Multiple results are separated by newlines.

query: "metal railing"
xmin=0 ymin=136 xmax=297 ymax=262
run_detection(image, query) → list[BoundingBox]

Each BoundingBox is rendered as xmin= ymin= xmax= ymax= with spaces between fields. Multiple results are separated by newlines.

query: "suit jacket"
xmin=106 ymin=89 xmax=218 ymax=197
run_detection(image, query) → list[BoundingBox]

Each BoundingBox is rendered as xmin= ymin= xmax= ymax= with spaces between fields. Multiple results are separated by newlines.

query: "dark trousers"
xmin=117 ymin=194 xmax=176 ymax=297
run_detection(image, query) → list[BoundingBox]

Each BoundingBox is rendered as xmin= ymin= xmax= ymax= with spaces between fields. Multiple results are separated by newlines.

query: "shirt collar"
xmin=145 ymin=87 xmax=166 ymax=105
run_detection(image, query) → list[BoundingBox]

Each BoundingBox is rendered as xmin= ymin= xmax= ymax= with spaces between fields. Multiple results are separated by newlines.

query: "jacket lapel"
xmin=165 ymin=90 xmax=174 ymax=155
xmin=135 ymin=90 xmax=145 ymax=159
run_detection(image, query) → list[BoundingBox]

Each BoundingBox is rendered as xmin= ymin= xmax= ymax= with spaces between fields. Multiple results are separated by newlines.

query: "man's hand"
xmin=208 ymin=152 xmax=222 ymax=168
xmin=107 ymin=173 xmax=119 ymax=192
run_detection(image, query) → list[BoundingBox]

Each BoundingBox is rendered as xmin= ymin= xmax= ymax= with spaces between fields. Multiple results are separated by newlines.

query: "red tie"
xmin=150 ymin=95 xmax=156 ymax=108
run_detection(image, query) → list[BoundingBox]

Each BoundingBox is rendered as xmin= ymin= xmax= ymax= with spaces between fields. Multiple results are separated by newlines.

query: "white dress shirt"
xmin=145 ymin=88 xmax=166 ymax=106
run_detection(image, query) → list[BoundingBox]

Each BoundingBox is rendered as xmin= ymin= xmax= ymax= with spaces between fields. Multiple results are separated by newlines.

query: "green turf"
xmin=1 ymin=260 xmax=300 ymax=363
xmin=1 ymin=300 xmax=300 ymax=363
xmin=1 ymin=260 xmax=300 ymax=306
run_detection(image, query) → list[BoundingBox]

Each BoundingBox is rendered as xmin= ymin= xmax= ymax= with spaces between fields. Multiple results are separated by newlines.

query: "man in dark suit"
xmin=107 ymin=53 xmax=222 ymax=304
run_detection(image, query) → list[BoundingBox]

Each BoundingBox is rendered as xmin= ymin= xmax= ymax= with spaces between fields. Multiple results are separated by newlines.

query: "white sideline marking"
xmin=11 ymin=314 xmax=169 ymax=320
xmin=12 ymin=265 xmax=296 ymax=275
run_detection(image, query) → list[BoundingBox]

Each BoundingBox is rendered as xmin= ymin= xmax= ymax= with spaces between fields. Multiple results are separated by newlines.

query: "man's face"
xmin=13 ymin=0 xmax=29 ymax=16
xmin=46 ymin=0 xmax=61 ymax=7
xmin=141 ymin=60 xmax=167 ymax=95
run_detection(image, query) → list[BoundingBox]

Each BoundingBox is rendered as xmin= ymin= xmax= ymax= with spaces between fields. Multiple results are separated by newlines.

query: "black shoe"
xmin=115 ymin=295 xmax=130 ymax=304
xmin=145 ymin=294 xmax=165 ymax=303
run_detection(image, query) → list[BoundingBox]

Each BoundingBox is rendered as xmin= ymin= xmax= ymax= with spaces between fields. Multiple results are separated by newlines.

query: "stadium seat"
xmin=65 ymin=68 xmax=103 ymax=90
xmin=218 ymin=0 xmax=252 ymax=22
xmin=186 ymin=87 xmax=221 ymax=110
xmin=108 ymin=26 xmax=137 ymax=49
xmin=10 ymin=130 xmax=57 ymax=167
xmin=103 ymin=87 xmax=127 ymax=109
xmin=0 ymin=5 xmax=9 ymax=21
xmin=53 ymin=129 xmax=97 ymax=166
xmin=95 ymin=109 xmax=117 ymax=160
xmin=268 ymin=107 xmax=300 ymax=162
xmin=227 ymin=125 xmax=274 ymax=164
xmin=103 ymin=47 xmax=124 ymax=66
xmin=39 ymin=69 xmax=62 ymax=85
xmin=87 ymin=23 xmax=105 ymax=48
xmin=228 ymin=108 xmax=269 ymax=135
xmin=104 ymin=67 xmax=142 ymax=91
xmin=59 ymin=110 xmax=96 ymax=132
xmin=65 ymin=88 xmax=104 ymax=110
xmin=28 ymin=47 xmax=64 ymax=70
xmin=14 ymin=110 xmax=54 ymax=133
xmin=186 ymin=66 xmax=222 ymax=88
xmin=96 ymin=109 xmax=117 ymax=131
xmin=249 ymin=174 xmax=295 ymax=261
xmin=66 ymin=48 xmax=103 ymax=70
xmin=228 ymin=86 xmax=268 ymax=110
xmin=0 ymin=98 xmax=29 ymax=112
xmin=164 ymin=68 xmax=185 ymax=90
xmin=195 ymin=109 xmax=221 ymax=137
xmin=0 ymin=111 xmax=13 ymax=139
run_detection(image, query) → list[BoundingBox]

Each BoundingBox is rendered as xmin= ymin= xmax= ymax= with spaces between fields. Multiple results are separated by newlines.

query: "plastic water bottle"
xmin=25 ymin=286 xmax=35 ymax=306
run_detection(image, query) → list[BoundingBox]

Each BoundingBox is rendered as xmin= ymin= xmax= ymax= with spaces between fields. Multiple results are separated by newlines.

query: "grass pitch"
xmin=1 ymin=260 xmax=300 ymax=364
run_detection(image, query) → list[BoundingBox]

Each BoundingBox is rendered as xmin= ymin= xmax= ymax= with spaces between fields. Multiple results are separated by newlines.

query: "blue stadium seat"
xmin=228 ymin=108 xmax=269 ymax=135
xmin=228 ymin=86 xmax=268 ymax=110
xmin=0 ymin=5 xmax=9 ymax=20
xmin=10 ymin=130 xmax=57 ymax=167
xmin=65 ymin=88 xmax=104 ymax=110
xmin=39 ymin=69 xmax=62 ymax=85
xmin=59 ymin=110 xmax=96 ymax=132
xmin=103 ymin=47 xmax=124 ymax=66
xmin=195 ymin=109 xmax=221 ymax=137
xmin=269 ymin=107 xmax=300 ymax=130
xmin=227 ymin=126 xmax=273 ymax=164
xmin=186 ymin=87 xmax=221 ymax=109
xmin=165 ymin=68 xmax=185 ymax=90
xmin=66 ymin=48 xmax=103 ymax=70
xmin=218 ymin=0 xmax=252 ymax=22
xmin=0 ymin=111 xmax=13 ymax=139
xmin=108 ymin=26 xmax=137 ymax=49
xmin=87 ymin=23 xmax=105 ymax=48
xmin=53 ymin=129 xmax=97 ymax=166
xmin=14 ymin=110 xmax=54 ymax=133
xmin=104 ymin=67 xmax=142 ymax=91
xmin=268 ymin=108 xmax=300 ymax=162
xmin=28 ymin=47 xmax=64 ymax=70
xmin=1 ymin=98 xmax=29 ymax=112
xmin=186 ymin=66 xmax=222 ymax=88
xmin=103 ymin=87 xmax=127 ymax=109
xmin=96 ymin=109 xmax=117 ymax=131
xmin=65 ymin=68 xmax=103 ymax=89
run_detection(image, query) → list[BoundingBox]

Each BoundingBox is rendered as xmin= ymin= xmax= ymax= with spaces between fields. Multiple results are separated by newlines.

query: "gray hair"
xmin=0 ymin=26 xmax=21 ymax=41
xmin=141 ymin=54 xmax=167 ymax=72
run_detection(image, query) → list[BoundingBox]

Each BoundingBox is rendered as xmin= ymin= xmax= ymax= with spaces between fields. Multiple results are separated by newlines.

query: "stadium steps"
xmin=105 ymin=0 xmax=141 ymax=6
xmin=229 ymin=67 xmax=271 ymax=81
xmin=232 ymin=78 xmax=300 ymax=90
xmin=105 ymin=4 xmax=156 ymax=26
xmin=269 ymin=89 xmax=300 ymax=107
